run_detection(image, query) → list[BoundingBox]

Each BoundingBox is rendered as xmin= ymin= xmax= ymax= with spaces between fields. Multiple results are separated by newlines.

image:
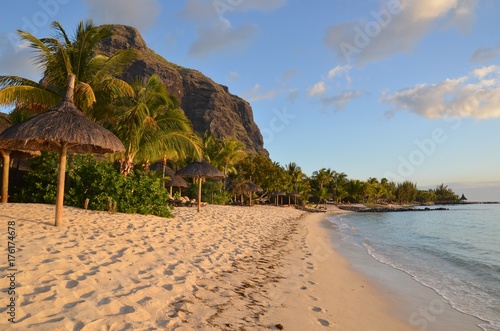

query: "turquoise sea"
xmin=327 ymin=204 xmax=500 ymax=331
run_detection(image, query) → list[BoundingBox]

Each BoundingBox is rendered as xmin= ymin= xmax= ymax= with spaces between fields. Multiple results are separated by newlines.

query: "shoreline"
xmin=321 ymin=207 xmax=485 ymax=331
xmin=263 ymin=207 xmax=416 ymax=330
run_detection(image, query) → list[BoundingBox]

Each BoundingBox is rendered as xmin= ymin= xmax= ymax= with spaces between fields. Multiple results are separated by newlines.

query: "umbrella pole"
xmin=1 ymin=149 xmax=10 ymax=203
xmin=197 ymin=177 xmax=202 ymax=213
xmin=55 ymin=143 xmax=68 ymax=226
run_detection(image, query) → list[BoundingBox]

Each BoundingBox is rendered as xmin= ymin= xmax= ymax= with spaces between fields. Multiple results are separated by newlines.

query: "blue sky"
xmin=1 ymin=0 xmax=499 ymax=201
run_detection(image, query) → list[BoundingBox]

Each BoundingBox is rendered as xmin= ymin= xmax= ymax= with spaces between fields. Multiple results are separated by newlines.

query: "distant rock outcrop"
xmin=96 ymin=24 xmax=267 ymax=156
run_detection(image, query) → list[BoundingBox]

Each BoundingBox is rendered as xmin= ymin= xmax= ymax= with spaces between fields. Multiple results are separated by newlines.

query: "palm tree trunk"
xmin=120 ymin=154 xmax=134 ymax=177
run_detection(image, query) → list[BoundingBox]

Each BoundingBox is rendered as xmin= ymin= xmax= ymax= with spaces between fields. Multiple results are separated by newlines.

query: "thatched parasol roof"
xmin=176 ymin=160 xmax=224 ymax=179
xmin=176 ymin=160 xmax=224 ymax=212
xmin=165 ymin=175 xmax=189 ymax=188
xmin=0 ymin=115 xmax=40 ymax=160
xmin=0 ymin=74 xmax=124 ymax=226
xmin=0 ymin=115 xmax=10 ymax=132
xmin=150 ymin=162 xmax=176 ymax=177
xmin=0 ymin=102 xmax=124 ymax=154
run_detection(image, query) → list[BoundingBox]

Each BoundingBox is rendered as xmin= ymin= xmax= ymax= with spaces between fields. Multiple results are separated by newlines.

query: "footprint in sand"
xmin=311 ymin=306 xmax=322 ymax=312
xmin=66 ymin=280 xmax=79 ymax=289
xmin=119 ymin=306 xmax=136 ymax=314
xmin=162 ymin=284 xmax=173 ymax=291
xmin=318 ymin=318 xmax=330 ymax=327
xmin=63 ymin=300 xmax=85 ymax=309
xmin=97 ymin=297 xmax=111 ymax=305
xmin=80 ymin=290 xmax=95 ymax=299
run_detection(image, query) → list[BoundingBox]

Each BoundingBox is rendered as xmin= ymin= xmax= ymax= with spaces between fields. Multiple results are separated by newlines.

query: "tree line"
xmin=0 ymin=20 xmax=461 ymax=215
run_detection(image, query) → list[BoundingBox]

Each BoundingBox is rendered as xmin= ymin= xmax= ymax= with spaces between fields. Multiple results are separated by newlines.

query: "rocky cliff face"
xmin=96 ymin=25 xmax=267 ymax=156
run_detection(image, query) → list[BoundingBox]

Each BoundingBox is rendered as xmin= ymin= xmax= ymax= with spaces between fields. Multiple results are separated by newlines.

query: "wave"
xmin=362 ymin=241 xmax=499 ymax=331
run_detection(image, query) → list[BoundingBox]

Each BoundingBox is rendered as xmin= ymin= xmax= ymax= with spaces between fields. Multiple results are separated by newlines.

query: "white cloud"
xmin=280 ymin=69 xmax=300 ymax=83
xmin=227 ymin=71 xmax=240 ymax=81
xmin=83 ymin=0 xmax=161 ymax=31
xmin=189 ymin=24 xmax=258 ymax=56
xmin=243 ymin=84 xmax=277 ymax=102
xmin=324 ymin=0 xmax=478 ymax=65
xmin=181 ymin=0 xmax=285 ymax=56
xmin=308 ymin=81 xmax=326 ymax=96
xmin=321 ymin=90 xmax=365 ymax=112
xmin=471 ymin=45 xmax=500 ymax=63
xmin=472 ymin=65 xmax=499 ymax=78
xmin=381 ymin=66 xmax=500 ymax=119
xmin=327 ymin=64 xmax=352 ymax=79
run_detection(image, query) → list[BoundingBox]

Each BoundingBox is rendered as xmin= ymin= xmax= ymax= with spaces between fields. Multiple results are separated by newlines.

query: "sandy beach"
xmin=1 ymin=203 xmax=415 ymax=330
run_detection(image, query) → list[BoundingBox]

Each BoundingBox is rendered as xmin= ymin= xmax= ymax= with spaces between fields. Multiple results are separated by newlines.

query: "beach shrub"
xmin=66 ymin=154 xmax=127 ymax=211
xmin=117 ymin=169 xmax=173 ymax=217
xmin=68 ymin=156 xmax=173 ymax=217
xmin=16 ymin=153 xmax=173 ymax=218
xmin=13 ymin=151 xmax=58 ymax=203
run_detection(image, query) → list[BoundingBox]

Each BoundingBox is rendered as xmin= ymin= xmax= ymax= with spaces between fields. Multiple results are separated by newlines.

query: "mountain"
xmin=96 ymin=24 xmax=267 ymax=156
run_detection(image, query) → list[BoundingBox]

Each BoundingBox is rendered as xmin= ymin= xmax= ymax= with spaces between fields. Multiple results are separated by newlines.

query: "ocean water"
xmin=327 ymin=204 xmax=500 ymax=331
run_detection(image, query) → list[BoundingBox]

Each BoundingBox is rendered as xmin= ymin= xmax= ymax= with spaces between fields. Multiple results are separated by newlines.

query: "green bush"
xmin=16 ymin=152 xmax=173 ymax=218
xmin=13 ymin=151 xmax=58 ymax=203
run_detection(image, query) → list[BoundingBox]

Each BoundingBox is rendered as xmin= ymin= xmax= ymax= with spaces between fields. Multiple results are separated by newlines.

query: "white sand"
xmin=0 ymin=203 xmax=415 ymax=330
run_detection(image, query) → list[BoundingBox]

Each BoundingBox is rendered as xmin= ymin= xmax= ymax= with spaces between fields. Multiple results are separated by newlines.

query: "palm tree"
xmin=218 ymin=138 xmax=247 ymax=177
xmin=312 ymin=168 xmax=334 ymax=190
xmin=0 ymin=20 xmax=135 ymax=116
xmin=202 ymin=133 xmax=246 ymax=189
xmin=112 ymin=74 xmax=201 ymax=176
xmin=285 ymin=162 xmax=306 ymax=192
xmin=332 ymin=171 xmax=348 ymax=204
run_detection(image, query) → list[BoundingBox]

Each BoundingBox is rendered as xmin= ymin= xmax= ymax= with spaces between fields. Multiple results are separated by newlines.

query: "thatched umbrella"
xmin=165 ymin=175 xmax=189 ymax=196
xmin=0 ymin=74 xmax=125 ymax=226
xmin=243 ymin=182 xmax=262 ymax=206
xmin=176 ymin=160 xmax=224 ymax=212
xmin=287 ymin=191 xmax=300 ymax=205
xmin=271 ymin=190 xmax=286 ymax=206
xmin=0 ymin=116 xmax=41 ymax=203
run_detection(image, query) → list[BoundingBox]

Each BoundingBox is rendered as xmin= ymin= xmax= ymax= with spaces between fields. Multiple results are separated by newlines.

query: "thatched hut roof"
xmin=0 ymin=114 xmax=10 ymax=132
xmin=0 ymin=101 xmax=125 ymax=154
xmin=176 ymin=160 xmax=224 ymax=179
xmin=165 ymin=175 xmax=189 ymax=188
xmin=149 ymin=162 xmax=176 ymax=177
xmin=0 ymin=113 xmax=40 ymax=159
xmin=176 ymin=160 xmax=224 ymax=212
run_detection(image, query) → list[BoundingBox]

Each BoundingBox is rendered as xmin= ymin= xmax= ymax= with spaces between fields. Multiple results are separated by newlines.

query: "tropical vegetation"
xmin=0 ymin=20 xmax=463 ymax=217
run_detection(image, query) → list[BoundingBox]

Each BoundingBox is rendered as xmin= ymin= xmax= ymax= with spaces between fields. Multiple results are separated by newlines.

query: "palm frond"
xmin=0 ymin=86 xmax=60 ymax=110
xmin=51 ymin=21 xmax=71 ymax=46
xmin=0 ymin=76 xmax=42 ymax=89
xmin=74 ymin=82 xmax=96 ymax=111
xmin=96 ymin=49 xmax=138 ymax=78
